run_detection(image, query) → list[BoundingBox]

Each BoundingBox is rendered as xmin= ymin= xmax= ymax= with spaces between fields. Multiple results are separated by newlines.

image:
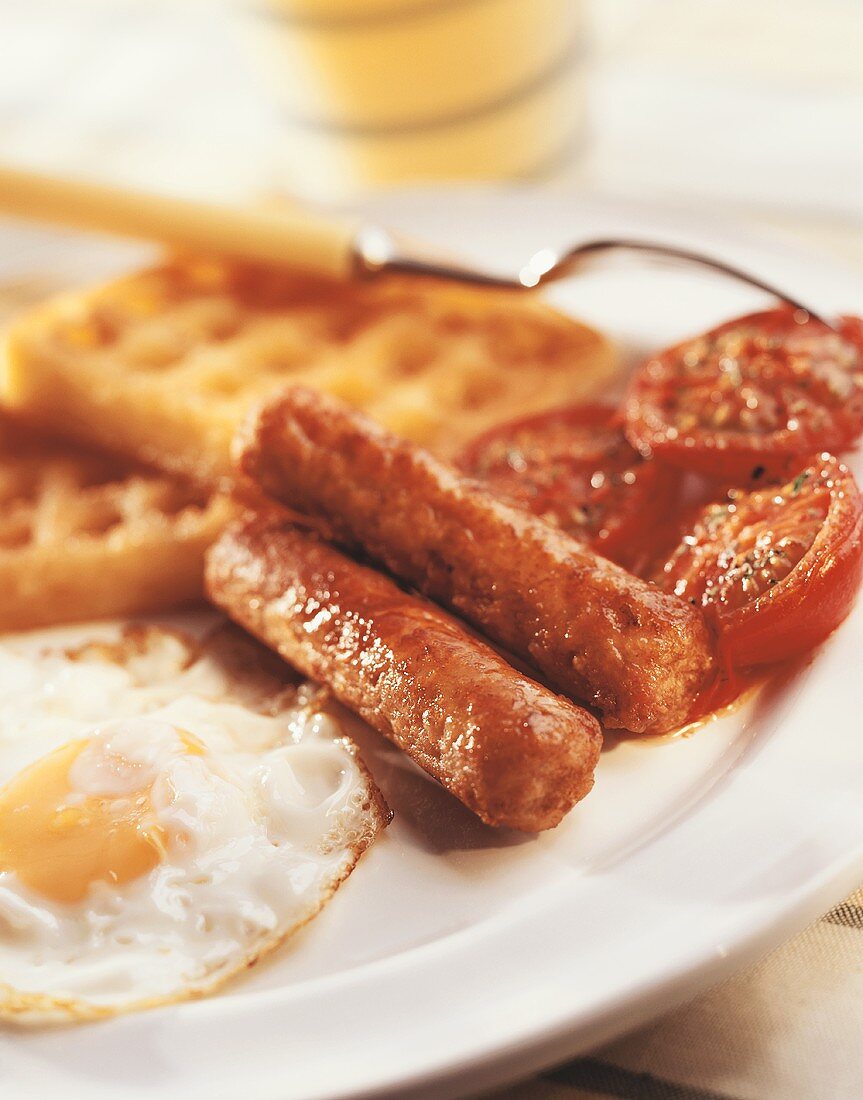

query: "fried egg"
xmin=0 ymin=626 xmax=388 ymax=1021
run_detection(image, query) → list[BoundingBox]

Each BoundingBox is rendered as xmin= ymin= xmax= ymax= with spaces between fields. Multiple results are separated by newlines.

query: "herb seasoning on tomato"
xmin=625 ymin=308 xmax=863 ymax=482
xmin=653 ymin=454 xmax=863 ymax=667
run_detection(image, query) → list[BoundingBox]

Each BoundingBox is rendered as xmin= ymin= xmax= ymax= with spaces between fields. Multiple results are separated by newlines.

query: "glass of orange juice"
xmin=241 ymin=0 xmax=587 ymax=198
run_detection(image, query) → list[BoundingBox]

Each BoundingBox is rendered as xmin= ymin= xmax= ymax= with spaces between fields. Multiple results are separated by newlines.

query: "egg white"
xmin=0 ymin=627 xmax=388 ymax=1021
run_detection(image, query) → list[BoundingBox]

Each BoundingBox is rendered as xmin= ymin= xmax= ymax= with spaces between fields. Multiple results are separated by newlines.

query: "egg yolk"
xmin=0 ymin=739 xmax=168 ymax=905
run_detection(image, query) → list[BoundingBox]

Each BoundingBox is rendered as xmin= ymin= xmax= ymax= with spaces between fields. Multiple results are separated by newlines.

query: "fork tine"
xmin=529 ymin=239 xmax=834 ymax=327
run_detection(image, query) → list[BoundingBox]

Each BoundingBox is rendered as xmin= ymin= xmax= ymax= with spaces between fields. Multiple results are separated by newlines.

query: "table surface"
xmin=1 ymin=2 xmax=862 ymax=1097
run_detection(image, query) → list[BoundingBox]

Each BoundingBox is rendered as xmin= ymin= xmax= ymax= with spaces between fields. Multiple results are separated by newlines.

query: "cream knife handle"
xmin=0 ymin=164 xmax=363 ymax=280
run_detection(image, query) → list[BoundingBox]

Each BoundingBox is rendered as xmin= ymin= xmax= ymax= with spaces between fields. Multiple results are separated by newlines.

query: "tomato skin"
xmin=841 ymin=314 xmax=863 ymax=357
xmin=725 ymin=513 xmax=863 ymax=667
xmin=457 ymin=402 xmax=681 ymax=570
xmin=655 ymin=455 xmax=863 ymax=668
xmin=625 ymin=309 xmax=863 ymax=483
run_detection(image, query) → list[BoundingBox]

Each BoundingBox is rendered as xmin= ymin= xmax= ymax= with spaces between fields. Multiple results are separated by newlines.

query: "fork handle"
xmin=0 ymin=164 xmax=363 ymax=280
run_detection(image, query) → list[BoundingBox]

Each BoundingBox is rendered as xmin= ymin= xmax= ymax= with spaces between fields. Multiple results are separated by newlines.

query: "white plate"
xmin=2 ymin=191 xmax=863 ymax=1100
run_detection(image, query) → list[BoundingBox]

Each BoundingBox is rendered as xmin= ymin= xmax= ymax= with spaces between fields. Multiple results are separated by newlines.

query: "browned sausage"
xmin=237 ymin=387 xmax=717 ymax=734
xmin=205 ymin=511 xmax=602 ymax=832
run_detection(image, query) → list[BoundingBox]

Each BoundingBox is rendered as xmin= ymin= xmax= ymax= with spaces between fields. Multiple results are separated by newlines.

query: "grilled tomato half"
xmin=653 ymin=454 xmax=863 ymax=667
xmin=625 ymin=308 xmax=863 ymax=482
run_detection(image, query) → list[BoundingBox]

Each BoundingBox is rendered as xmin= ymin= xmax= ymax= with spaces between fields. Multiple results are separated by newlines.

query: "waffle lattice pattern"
xmin=4 ymin=257 xmax=615 ymax=486
xmin=0 ymin=418 xmax=231 ymax=631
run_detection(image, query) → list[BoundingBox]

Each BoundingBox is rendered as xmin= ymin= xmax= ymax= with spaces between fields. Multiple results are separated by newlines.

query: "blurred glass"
xmin=239 ymin=0 xmax=587 ymax=198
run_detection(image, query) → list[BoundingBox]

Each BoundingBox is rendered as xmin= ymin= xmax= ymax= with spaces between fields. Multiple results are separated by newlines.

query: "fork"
xmin=0 ymin=163 xmax=831 ymax=326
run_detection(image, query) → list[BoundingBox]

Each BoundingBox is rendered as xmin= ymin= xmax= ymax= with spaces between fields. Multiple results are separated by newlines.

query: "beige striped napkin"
xmin=490 ymin=887 xmax=863 ymax=1098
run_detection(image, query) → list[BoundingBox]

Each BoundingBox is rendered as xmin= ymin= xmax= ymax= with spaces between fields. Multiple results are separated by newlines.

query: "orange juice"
xmin=243 ymin=0 xmax=586 ymax=196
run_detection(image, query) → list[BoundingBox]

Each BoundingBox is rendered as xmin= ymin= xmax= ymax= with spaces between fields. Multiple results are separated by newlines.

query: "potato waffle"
xmin=2 ymin=257 xmax=615 ymax=486
xmin=0 ymin=416 xmax=231 ymax=631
